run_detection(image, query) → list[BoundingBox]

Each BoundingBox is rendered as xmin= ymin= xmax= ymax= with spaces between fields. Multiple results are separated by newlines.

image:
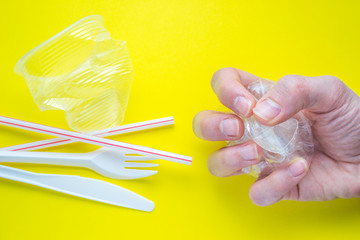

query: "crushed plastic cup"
xmin=228 ymin=79 xmax=314 ymax=177
xmin=15 ymin=15 xmax=135 ymax=132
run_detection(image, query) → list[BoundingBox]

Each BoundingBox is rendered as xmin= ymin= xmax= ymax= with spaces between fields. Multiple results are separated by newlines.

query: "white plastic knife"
xmin=0 ymin=165 xmax=154 ymax=212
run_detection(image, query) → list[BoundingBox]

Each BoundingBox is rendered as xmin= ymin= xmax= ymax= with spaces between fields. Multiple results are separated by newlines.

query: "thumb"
xmin=252 ymin=75 xmax=349 ymax=126
xmin=249 ymin=157 xmax=308 ymax=206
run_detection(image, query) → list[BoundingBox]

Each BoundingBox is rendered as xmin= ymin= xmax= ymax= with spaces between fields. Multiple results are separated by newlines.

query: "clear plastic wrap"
xmin=14 ymin=15 xmax=135 ymax=132
xmin=228 ymin=79 xmax=314 ymax=177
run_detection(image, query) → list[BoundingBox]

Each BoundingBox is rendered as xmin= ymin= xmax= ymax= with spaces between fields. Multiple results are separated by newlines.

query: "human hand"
xmin=193 ymin=68 xmax=360 ymax=206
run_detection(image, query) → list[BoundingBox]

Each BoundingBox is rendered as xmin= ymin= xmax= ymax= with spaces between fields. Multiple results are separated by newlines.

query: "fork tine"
xmin=124 ymin=162 xmax=159 ymax=168
xmin=124 ymin=155 xmax=159 ymax=161
xmin=119 ymin=169 xmax=158 ymax=179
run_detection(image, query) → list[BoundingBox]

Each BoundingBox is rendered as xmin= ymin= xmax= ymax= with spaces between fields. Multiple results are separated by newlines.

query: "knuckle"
xmin=322 ymin=75 xmax=341 ymax=83
xmin=278 ymin=75 xmax=309 ymax=107
xmin=323 ymin=75 xmax=346 ymax=92
xmin=279 ymin=75 xmax=308 ymax=96
xmin=321 ymin=75 xmax=347 ymax=106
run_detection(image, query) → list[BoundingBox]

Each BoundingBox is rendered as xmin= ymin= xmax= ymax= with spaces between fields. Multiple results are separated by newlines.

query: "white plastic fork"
xmin=0 ymin=148 xmax=158 ymax=179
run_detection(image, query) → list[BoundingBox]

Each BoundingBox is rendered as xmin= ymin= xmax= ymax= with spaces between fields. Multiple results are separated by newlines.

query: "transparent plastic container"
xmin=15 ymin=15 xmax=135 ymax=132
xmin=228 ymin=79 xmax=314 ymax=177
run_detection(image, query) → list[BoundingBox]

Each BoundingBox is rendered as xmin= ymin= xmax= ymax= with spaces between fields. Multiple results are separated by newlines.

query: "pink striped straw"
xmin=0 ymin=115 xmax=192 ymax=165
xmin=1 ymin=117 xmax=174 ymax=151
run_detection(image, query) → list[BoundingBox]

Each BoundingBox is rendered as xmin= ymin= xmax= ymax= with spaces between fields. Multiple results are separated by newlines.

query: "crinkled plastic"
xmin=228 ymin=79 xmax=314 ymax=178
xmin=14 ymin=15 xmax=135 ymax=132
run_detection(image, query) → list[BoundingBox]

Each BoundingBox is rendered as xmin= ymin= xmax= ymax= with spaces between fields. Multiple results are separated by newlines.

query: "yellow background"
xmin=0 ymin=0 xmax=360 ymax=239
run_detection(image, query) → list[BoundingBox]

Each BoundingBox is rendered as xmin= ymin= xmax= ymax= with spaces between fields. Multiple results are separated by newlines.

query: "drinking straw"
xmin=0 ymin=116 xmax=192 ymax=165
xmin=1 ymin=117 xmax=174 ymax=151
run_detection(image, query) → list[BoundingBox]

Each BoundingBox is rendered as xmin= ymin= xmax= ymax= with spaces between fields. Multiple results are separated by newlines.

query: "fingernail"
xmin=233 ymin=96 xmax=252 ymax=117
xmin=220 ymin=118 xmax=239 ymax=138
xmin=288 ymin=159 xmax=307 ymax=177
xmin=253 ymin=98 xmax=281 ymax=121
xmin=239 ymin=143 xmax=258 ymax=161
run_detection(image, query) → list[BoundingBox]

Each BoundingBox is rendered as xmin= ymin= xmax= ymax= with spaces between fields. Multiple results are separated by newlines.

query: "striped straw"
xmin=0 ymin=116 xmax=192 ymax=165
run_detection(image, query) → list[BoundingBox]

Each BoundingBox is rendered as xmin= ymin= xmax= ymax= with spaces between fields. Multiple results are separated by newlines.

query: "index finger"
xmin=211 ymin=68 xmax=260 ymax=117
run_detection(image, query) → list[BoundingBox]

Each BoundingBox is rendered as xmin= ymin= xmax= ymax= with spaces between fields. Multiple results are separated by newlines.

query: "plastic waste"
xmin=15 ymin=15 xmax=135 ymax=132
xmin=228 ymin=79 xmax=314 ymax=177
